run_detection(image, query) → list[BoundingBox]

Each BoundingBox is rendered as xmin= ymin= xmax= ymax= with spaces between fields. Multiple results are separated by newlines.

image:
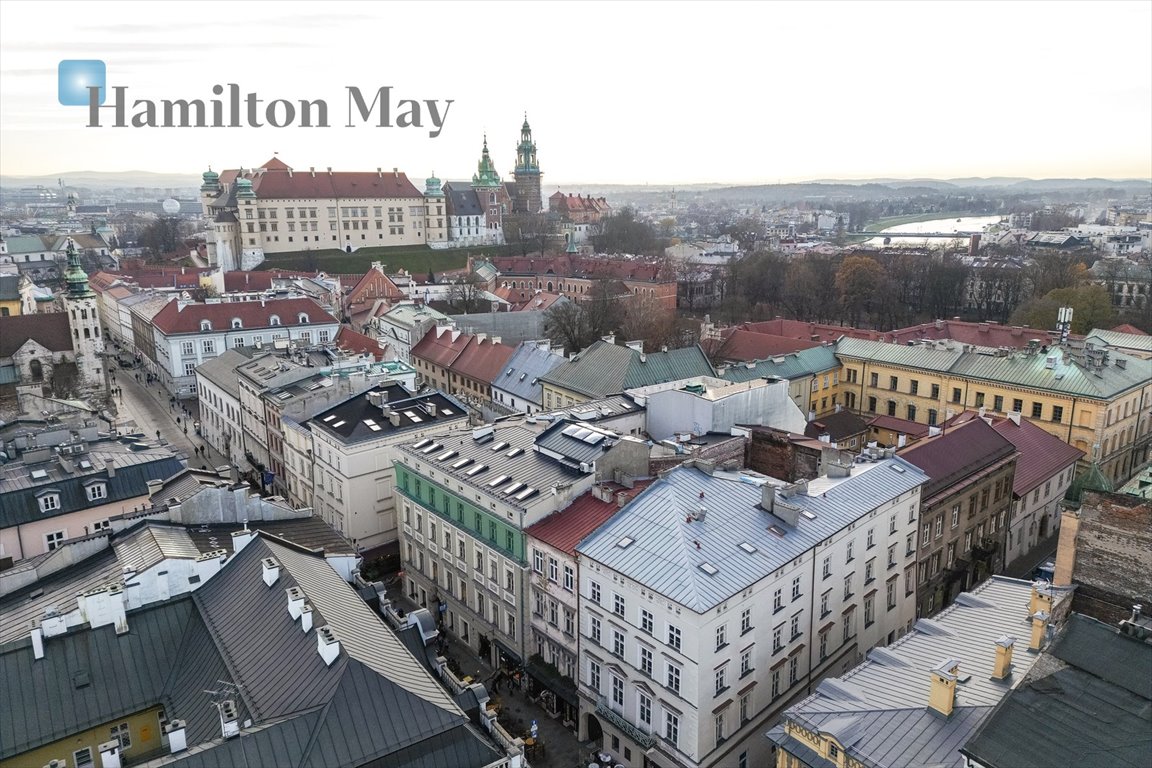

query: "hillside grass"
xmin=256 ymin=243 xmax=515 ymax=274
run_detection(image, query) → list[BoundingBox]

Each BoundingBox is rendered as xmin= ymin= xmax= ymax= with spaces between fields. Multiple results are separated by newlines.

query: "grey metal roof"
xmin=491 ymin=341 xmax=567 ymax=405
xmin=187 ymin=518 xmax=358 ymax=556
xmin=533 ymin=419 xmax=620 ymax=465
xmin=1085 ymin=328 xmax=1152 ymax=353
xmin=195 ymin=348 xmax=256 ymax=399
xmin=113 ymin=523 xmax=202 ymax=572
xmin=539 ymin=394 xmax=643 ymax=423
xmin=960 ymin=613 xmax=1152 ymax=768
xmin=0 ymin=449 xmax=186 ymax=528
xmin=771 ymin=576 xmax=1047 ymax=768
xmin=541 ymin=340 xmax=716 ymax=399
xmin=718 ymin=344 xmax=841 ymax=383
xmin=442 ymin=182 xmax=483 ymax=217
xmin=836 ymin=337 xmax=1150 ymax=400
xmin=577 ymin=458 xmax=929 ymax=612
xmin=0 ymin=547 xmax=123 ymax=644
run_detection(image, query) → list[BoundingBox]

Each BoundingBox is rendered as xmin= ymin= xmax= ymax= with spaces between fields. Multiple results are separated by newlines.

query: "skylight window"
xmin=441 ymin=408 xmax=454 ymax=415
xmin=405 ymin=411 xmax=422 ymax=423
xmin=616 ymin=536 xmax=635 ymax=549
xmin=367 ymin=424 xmax=382 ymax=431
xmin=514 ymin=487 xmax=538 ymax=501
xmin=436 ymin=449 xmax=458 ymax=461
xmin=363 ymin=419 xmax=377 ymax=427
xmin=505 ymin=368 xmax=514 ymax=377
xmin=767 ymin=525 xmax=786 ymax=538
xmin=505 ymin=447 xmax=524 ymax=458
xmin=322 ymin=415 xmax=337 ymax=422
xmin=487 ymin=474 xmax=511 ymax=487
xmin=331 ymin=420 xmax=346 ymax=428
xmin=699 ymin=562 xmax=719 ymax=575
xmin=503 ymin=482 xmax=525 ymax=495
xmin=30 ymin=469 xmax=49 ymax=481
xmin=800 ymin=509 xmax=817 ymax=520
xmin=413 ymin=439 xmax=431 ymax=449
xmin=466 ymin=463 xmax=489 ymax=476
xmin=739 ymin=542 xmax=758 ymax=554
xmin=452 ymin=457 xmax=474 ymax=469
xmin=491 ymin=441 xmax=510 ymax=452
xmin=890 ymin=465 xmax=906 ymax=474
xmin=421 ymin=442 xmax=441 ymax=454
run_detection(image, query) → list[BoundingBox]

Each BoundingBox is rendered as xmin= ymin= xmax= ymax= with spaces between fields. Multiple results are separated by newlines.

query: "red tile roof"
xmin=1111 ymin=323 xmax=1148 ymax=335
xmin=411 ymin=325 xmax=470 ymax=369
xmin=898 ymin=419 xmax=1017 ymax=500
xmin=452 ymin=337 xmax=515 ymax=385
xmin=0 ymin=313 xmax=73 ymax=356
xmin=222 ymin=162 xmax=422 ymax=200
xmin=866 ymin=414 xmax=932 ymax=438
xmin=526 ymin=481 xmax=654 ymax=555
xmin=492 ymin=286 xmax=566 ymax=311
xmin=151 ymin=297 xmax=336 ymax=335
xmin=991 ymin=416 xmax=1084 ymax=495
xmin=703 ymin=328 xmax=821 ymax=362
xmin=741 ymin=318 xmax=1060 ymax=349
xmin=333 ymin=326 xmax=386 ymax=361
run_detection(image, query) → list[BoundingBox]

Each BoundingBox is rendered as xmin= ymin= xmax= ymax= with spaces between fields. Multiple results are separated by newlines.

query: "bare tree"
xmin=544 ymin=301 xmax=594 ymax=354
xmin=445 ymin=275 xmax=489 ymax=314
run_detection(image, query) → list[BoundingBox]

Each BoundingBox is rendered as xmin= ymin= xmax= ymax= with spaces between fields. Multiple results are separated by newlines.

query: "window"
xmin=716 ymin=624 xmax=727 ymax=650
xmin=716 ymin=711 xmax=726 ymax=743
xmin=773 ymin=588 xmax=783 ymax=611
xmin=533 ymin=549 xmax=543 ymax=573
xmin=666 ymin=663 xmax=681 ymax=693
xmin=613 ymin=630 xmax=625 ymax=658
xmin=789 ymin=655 xmax=799 ymax=685
xmin=790 ymin=612 xmax=802 ymax=639
xmin=641 ymin=609 xmax=654 ymax=634
xmin=952 ymin=504 xmax=960 ymax=528
xmin=888 ymin=543 xmax=897 ymax=568
xmin=846 ymin=541 xmax=854 ymax=563
xmin=1051 ymin=405 xmax=1064 ymax=423
xmin=867 ymin=528 xmax=875 ymax=549
xmin=590 ymin=616 xmax=601 ymax=645
xmin=864 ymin=594 xmax=875 ymax=627
xmin=180 ymin=340 xmax=195 ymax=356
xmin=844 ymin=573 xmax=854 ymax=600
xmin=640 ymin=646 xmax=653 ymax=676
xmin=45 ymin=530 xmax=65 ymax=551
xmin=907 ymin=404 xmax=917 ymax=421
xmin=928 ymin=408 xmax=938 ymax=426
xmin=741 ymin=608 xmax=752 ymax=634
xmin=638 ymin=692 xmax=652 ymax=725
xmin=38 ymin=494 xmax=60 ymax=513
xmin=614 ymin=594 xmax=625 ymax=616
xmin=111 ymin=722 xmax=132 ymax=749
xmin=86 ymin=483 xmax=107 ymax=501
xmin=269 ymin=315 xmax=281 ymax=326
xmin=931 ymin=384 xmax=940 ymax=399
xmin=668 ymin=625 xmax=682 ymax=651
xmin=664 ymin=712 xmax=680 ymax=746
xmin=771 ymin=669 xmax=781 ymax=699
xmin=612 ymin=675 xmax=624 ymax=707
xmin=548 ymin=557 xmax=559 ymax=582
xmin=870 ymin=372 xmax=879 ymax=387
xmin=821 ymin=591 xmax=830 ymax=617
xmin=773 ymin=624 xmax=783 ymax=653
xmin=820 ymin=629 xmax=829 ymax=660
xmin=792 ymin=575 xmax=802 ymax=600
xmin=74 ymin=748 xmax=94 ymax=768
xmin=1031 ymin=402 xmax=1043 ymax=418
xmin=588 ymin=659 xmax=601 ymax=691
xmin=866 ymin=558 xmax=876 ymax=583
xmin=564 ymin=609 xmax=574 ymax=636
xmin=868 ymin=396 xmax=877 ymax=413
xmin=563 ymin=565 xmax=574 ymax=591
xmin=922 ymin=522 xmax=931 ymax=547
xmin=993 ymin=395 xmax=1004 ymax=412
xmin=887 ymin=400 xmax=897 ymax=416
xmin=887 ymin=579 xmax=897 ymax=609
xmin=952 ymin=387 xmax=962 ymax=404
xmin=741 ymin=647 xmax=752 ymax=676
xmin=822 ymin=555 xmax=831 ymax=579
xmin=589 ymin=581 xmax=601 ymax=604
xmin=889 ymin=376 xmax=898 ymax=391
xmin=975 ymin=392 xmax=985 ymax=407
xmin=715 ymin=665 xmax=727 ymax=695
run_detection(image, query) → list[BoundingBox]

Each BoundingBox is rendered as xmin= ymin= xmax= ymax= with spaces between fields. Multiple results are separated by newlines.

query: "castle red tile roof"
xmin=526 ymin=481 xmax=654 ymax=555
xmin=220 ymin=161 xmax=422 ymax=200
xmin=151 ymin=297 xmax=335 ymax=335
xmin=0 ymin=313 xmax=73 ymax=356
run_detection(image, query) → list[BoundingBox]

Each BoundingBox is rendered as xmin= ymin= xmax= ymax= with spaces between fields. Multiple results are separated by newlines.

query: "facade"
xmin=899 ymin=419 xmax=1018 ymax=618
xmin=394 ymin=418 xmax=647 ymax=668
xmin=149 ymin=296 xmax=340 ymax=397
xmin=574 ymin=459 xmax=928 ymax=768
xmin=768 ymin=578 xmax=1068 ymax=768
xmin=0 ymin=313 xmax=76 ymax=393
xmin=410 ymin=326 xmax=517 ymax=407
xmin=714 ymin=345 xmax=843 ymax=420
xmin=308 ymin=384 xmax=469 ymax=551
xmin=61 ymin=239 xmax=107 ymax=391
xmin=835 ymin=336 xmax=1152 ymax=486
xmin=635 ymin=376 xmax=808 ymax=440
xmin=193 ymin=348 xmax=251 ymax=468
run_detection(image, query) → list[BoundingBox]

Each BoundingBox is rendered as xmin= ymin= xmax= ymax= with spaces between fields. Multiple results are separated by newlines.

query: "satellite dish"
xmin=162 ymin=198 xmax=181 ymax=215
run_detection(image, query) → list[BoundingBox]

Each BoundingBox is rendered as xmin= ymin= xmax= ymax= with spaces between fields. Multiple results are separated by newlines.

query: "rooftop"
xmin=989 ymin=415 xmax=1085 ymax=495
xmin=492 ymin=341 xmax=567 ymax=404
xmin=577 ymin=459 xmax=928 ymax=612
xmin=715 ymin=344 xmax=841 ymax=384
xmin=310 ymin=384 xmax=467 ymax=444
xmin=540 ymin=340 xmax=716 ymax=399
xmin=151 ymin=297 xmax=337 ymax=335
xmin=898 ymin=419 xmax=1017 ymax=502
xmin=526 ymin=480 xmax=654 ymax=556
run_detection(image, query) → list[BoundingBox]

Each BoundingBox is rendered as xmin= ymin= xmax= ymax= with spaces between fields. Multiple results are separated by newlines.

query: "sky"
xmin=1 ymin=0 xmax=1150 ymax=186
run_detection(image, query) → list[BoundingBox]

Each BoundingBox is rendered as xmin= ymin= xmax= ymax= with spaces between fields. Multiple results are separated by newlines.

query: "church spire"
xmin=472 ymin=134 xmax=502 ymax=189
xmin=64 ymin=238 xmax=94 ymax=299
xmin=515 ymin=114 xmax=539 ymax=174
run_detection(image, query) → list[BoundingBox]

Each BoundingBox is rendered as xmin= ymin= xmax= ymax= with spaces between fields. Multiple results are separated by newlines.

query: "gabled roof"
xmin=541 ymin=340 xmax=716 ymax=399
xmin=451 ymin=336 xmax=515 ymax=385
xmin=152 ymin=297 xmax=336 ymax=335
xmin=333 ymin=326 xmax=386 ymax=361
xmin=717 ymin=344 xmax=841 ymax=384
xmin=805 ymin=410 xmax=869 ymax=442
xmin=769 ymin=576 xmax=1050 ymax=768
xmin=223 ymin=164 xmax=423 ymax=200
xmin=309 ymin=386 xmax=467 ymax=444
xmin=1085 ymin=327 xmax=1152 ymax=354
xmin=0 ymin=313 xmax=72 ymax=357
xmin=442 ymin=182 xmax=484 ymax=216
xmin=346 ymin=266 xmax=406 ymax=310
xmin=703 ymin=328 xmax=821 ymax=362
xmin=867 ymin=413 xmax=933 ymax=439
xmin=1110 ymin=323 xmax=1148 ymax=335
xmin=990 ymin=416 xmax=1084 ymax=495
xmin=526 ymin=480 xmax=654 ymax=556
xmin=960 ymin=613 xmax=1152 ymax=768
xmin=194 ymin=348 xmax=256 ymax=398
xmin=492 ymin=342 xmax=567 ymax=403
xmin=411 ymin=325 xmax=470 ymax=369
xmin=898 ymin=419 xmax=1016 ymax=501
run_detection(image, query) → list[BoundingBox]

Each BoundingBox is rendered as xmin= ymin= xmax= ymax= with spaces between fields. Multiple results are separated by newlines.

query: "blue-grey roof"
xmin=443 ymin=182 xmax=483 ymax=217
xmin=835 ymin=337 xmax=1150 ymax=400
xmin=491 ymin=341 xmax=567 ymax=405
xmin=718 ymin=344 xmax=840 ymax=383
xmin=770 ymin=576 xmax=1050 ymax=768
xmin=0 ymin=448 xmax=186 ymax=528
xmin=577 ymin=458 xmax=928 ymax=612
xmin=1085 ymin=328 xmax=1152 ymax=354
xmin=960 ymin=613 xmax=1152 ymax=768
xmin=533 ymin=419 xmax=620 ymax=465
xmin=542 ymin=340 xmax=716 ymax=399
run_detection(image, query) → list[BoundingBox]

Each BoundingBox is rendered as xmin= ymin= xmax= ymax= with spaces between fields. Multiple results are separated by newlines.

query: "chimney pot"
xmin=1029 ymin=610 xmax=1051 ymax=652
xmin=317 ymin=624 xmax=341 ymax=666
xmin=992 ymin=635 xmax=1016 ymax=680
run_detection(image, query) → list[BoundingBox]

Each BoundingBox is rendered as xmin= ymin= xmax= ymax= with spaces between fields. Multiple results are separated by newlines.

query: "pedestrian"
xmin=155 ymin=430 xmax=160 ymax=440
xmin=184 ymin=426 xmax=188 ymax=435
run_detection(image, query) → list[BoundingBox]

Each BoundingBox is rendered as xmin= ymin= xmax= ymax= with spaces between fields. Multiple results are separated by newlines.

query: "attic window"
xmin=466 ymin=463 xmax=489 ymax=476
xmin=331 ymin=420 xmax=346 ymax=428
xmin=200 ymin=320 xmax=212 ymax=331
xmin=767 ymin=525 xmax=786 ymax=538
xmin=231 ymin=318 xmax=243 ymax=329
xmin=699 ymin=562 xmax=719 ymax=575
xmin=531 ymin=378 xmax=538 ymax=385
xmin=451 ymin=457 xmax=474 ymax=469
xmin=298 ymin=313 xmax=310 ymax=323
xmin=436 ymin=449 xmax=458 ymax=461
xmin=739 ymin=542 xmax=758 ymax=554
xmin=440 ymin=408 xmax=455 ymax=416
xmin=30 ymin=469 xmax=49 ymax=481
xmin=269 ymin=315 xmax=281 ymax=326
xmin=616 ymin=536 xmax=635 ymax=549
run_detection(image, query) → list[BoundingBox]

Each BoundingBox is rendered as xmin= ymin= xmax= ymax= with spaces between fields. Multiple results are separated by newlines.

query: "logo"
xmin=57 ymin=60 xmax=452 ymax=136
xmin=58 ymin=59 xmax=105 ymax=106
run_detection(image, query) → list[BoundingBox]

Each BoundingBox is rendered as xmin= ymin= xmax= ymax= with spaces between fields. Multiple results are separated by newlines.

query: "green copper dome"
xmin=1064 ymin=461 xmax=1114 ymax=504
xmin=200 ymin=167 xmax=221 ymax=192
xmin=424 ymin=172 xmax=443 ymax=197
xmin=235 ymin=177 xmax=256 ymax=199
xmin=64 ymin=238 xmax=94 ymax=299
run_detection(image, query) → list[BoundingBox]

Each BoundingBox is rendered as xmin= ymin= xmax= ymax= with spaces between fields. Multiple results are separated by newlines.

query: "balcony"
xmin=596 ymin=696 xmax=656 ymax=750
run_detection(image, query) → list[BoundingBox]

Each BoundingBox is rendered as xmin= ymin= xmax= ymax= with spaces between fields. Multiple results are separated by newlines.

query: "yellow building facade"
xmin=835 ymin=338 xmax=1152 ymax=485
xmin=5 ymin=706 xmax=166 ymax=768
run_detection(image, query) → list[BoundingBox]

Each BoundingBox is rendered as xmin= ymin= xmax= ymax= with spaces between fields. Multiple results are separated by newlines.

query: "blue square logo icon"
xmin=58 ymin=60 xmax=106 ymax=106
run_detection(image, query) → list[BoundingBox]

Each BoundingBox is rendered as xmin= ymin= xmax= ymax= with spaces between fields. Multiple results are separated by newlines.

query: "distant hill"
xmin=0 ymin=170 xmax=199 ymax=190
xmin=805 ymin=176 xmax=1150 ymax=192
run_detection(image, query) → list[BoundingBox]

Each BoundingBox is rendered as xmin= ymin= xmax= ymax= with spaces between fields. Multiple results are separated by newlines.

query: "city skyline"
xmin=0 ymin=0 xmax=1150 ymax=185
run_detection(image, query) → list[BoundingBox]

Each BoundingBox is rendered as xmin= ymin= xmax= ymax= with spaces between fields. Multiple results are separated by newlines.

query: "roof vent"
xmin=219 ymin=700 xmax=240 ymax=738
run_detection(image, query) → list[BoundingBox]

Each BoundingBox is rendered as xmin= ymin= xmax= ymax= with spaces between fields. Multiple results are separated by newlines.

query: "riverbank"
xmin=862 ymin=211 xmax=984 ymax=232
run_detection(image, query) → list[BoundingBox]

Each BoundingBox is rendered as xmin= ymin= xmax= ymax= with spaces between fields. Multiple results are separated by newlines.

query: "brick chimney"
xmin=1029 ymin=610 xmax=1050 ymax=652
xmin=992 ymin=635 xmax=1015 ymax=680
xmin=262 ymin=557 xmax=280 ymax=587
xmin=928 ymin=659 xmax=960 ymax=717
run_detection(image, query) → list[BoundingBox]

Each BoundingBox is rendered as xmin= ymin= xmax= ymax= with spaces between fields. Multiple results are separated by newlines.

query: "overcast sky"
xmin=1 ymin=0 xmax=1149 ymax=185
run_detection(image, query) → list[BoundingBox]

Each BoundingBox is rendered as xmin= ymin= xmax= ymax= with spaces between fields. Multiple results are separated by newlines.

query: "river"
xmin=861 ymin=214 xmax=1004 ymax=248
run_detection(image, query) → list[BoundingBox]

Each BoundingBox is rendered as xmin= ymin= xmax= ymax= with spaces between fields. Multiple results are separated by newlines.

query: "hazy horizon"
xmin=2 ymin=1 xmax=1150 ymax=185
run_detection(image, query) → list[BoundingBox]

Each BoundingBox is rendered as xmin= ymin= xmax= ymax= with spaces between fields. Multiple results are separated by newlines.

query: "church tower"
xmin=62 ymin=238 xmax=106 ymax=392
xmin=512 ymin=114 xmax=542 ymax=214
xmin=423 ymin=172 xmax=447 ymax=247
xmin=471 ymin=136 xmax=506 ymax=244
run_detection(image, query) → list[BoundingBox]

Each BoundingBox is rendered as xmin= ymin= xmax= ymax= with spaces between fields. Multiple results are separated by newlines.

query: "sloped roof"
xmin=718 ymin=344 xmax=841 ymax=384
xmin=527 ymin=480 xmax=653 ymax=555
xmin=805 ymin=410 xmax=868 ymax=442
xmin=541 ymin=340 xmax=716 ymax=399
xmin=492 ymin=342 xmax=567 ymax=404
xmin=960 ymin=613 xmax=1152 ymax=768
xmin=577 ymin=460 xmax=928 ymax=612
xmin=224 ymin=164 xmax=423 ymax=200
xmin=451 ymin=337 xmax=515 ymax=385
xmin=411 ymin=325 xmax=470 ymax=369
xmin=867 ymin=414 xmax=932 ymax=439
xmin=0 ymin=313 xmax=72 ymax=356
xmin=195 ymin=348 xmax=255 ymax=398
xmin=152 ymin=297 xmax=336 ymax=335
xmin=769 ymin=577 xmax=1047 ymax=768
xmin=0 ymin=274 xmax=19 ymax=301
xmin=333 ymin=326 xmax=386 ymax=361
xmin=704 ymin=328 xmax=821 ymax=362
xmin=990 ymin=416 xmax=1084 ymax=495
xmin=113 ymin=523 xmax=201 ymax=572
xmin=1110 ymin=323 xmax=1148 ymax=335
xmin=898 ymin=419 xmax=1016 ymax=501
xmin=1085 ymin=327 xmax=1152 ymax=353
xmin=443 ymin=182 xmax=483 ymax=216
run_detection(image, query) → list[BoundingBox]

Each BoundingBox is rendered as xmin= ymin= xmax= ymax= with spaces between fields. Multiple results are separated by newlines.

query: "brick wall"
xmin=1067 ymin=490 xmax=1152 ymax=624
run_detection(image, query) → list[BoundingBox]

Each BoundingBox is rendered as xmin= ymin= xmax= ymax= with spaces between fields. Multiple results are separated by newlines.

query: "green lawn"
xmin=256 ymin=243 xmax=515 ymax=274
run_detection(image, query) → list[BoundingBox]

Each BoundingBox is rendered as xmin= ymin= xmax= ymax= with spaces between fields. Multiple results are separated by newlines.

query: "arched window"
xmin=231 ymin=318 xmax=242 ymax=329
xmin=298 ymin=313 xmax=309 ymax=324
xmin=29 ymin=359 xmax=43 ymax=382
xmin=269 ymin=315 xmax=281 ymax=326
xmin=200 ymin=320 xmax=212 ymax=331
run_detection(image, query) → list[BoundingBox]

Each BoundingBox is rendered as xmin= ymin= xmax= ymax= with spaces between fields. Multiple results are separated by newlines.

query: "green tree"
xmin=835 ymin=255 xmax=885 ymax=326
xmin=591 ymin=207 xmax=657 ymax=255
xmin=1010 ymin=284 xmax=1116 ymax=334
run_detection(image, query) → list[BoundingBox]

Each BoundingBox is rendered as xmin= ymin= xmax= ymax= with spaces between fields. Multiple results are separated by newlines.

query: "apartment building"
xmin=574 ymin=457 xmax=928 ymax=768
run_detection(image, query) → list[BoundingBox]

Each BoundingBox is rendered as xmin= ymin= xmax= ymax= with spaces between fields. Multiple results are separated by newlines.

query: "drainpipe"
xmin=804 ymin=545 xmax=818 ymax=697
xmin=1066 ymin=397 xmax=1078 ymax=443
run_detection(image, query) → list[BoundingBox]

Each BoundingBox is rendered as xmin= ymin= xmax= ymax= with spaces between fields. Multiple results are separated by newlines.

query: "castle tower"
xmin=233 ymin=176 xmax=264 ymax=270
xmin=512 ymin=114 xmax=542 ymax=214
xmin=62 ymin=238 xmax=106 ymax=392
xmin=199 ymin=167 xmax=221 ymax=216
xmin=471 ymin=136 xmax=506 ymax=244
xmin=423 ymin=172 xmax=447 ymax=247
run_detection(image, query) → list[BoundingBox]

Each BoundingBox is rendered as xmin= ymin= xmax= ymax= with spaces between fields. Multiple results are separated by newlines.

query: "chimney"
xmin=166 ymin=720 xmax=188 ymax=753
xmin=1029 ymin=581 xmax=1054 ymax=616
xmin=992 ymin=635 xmax=1015 ymax=680
xmin=317 ymin=625 xmax=341 ymax=666
xmin=928 ymin=659 xmax=960 ymax=717
xmin=310 ymin=167 xmax=315 ymax=177
xmin=219 ymin=700 xmax=240 ymax=738
xmin=377 ymin=167 xmax=382 ymax=177
xmin=388 ymin=411 xmax=401 ymax=427
xmin=262 ymin=556 xmax=280 ymax=587
xmin=300 ymin=604 xmax=313 ymax=633
xmin=231 ymin=522 xmax=254 ymax=553
xmin=98 ymin=740 xmax=122 ymax=768
xmin=1007 ymin=411 xmax=1021 ymax=426
xmin=287 ymin=586 xmax=305 ymax=620
xmin=760 ymin=484 xmax=776 ymax=514
xmin=1029 ymin=610 xmax=1050 ymax=652
xmin=30 ymin=623 xmax=44 ymax=660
